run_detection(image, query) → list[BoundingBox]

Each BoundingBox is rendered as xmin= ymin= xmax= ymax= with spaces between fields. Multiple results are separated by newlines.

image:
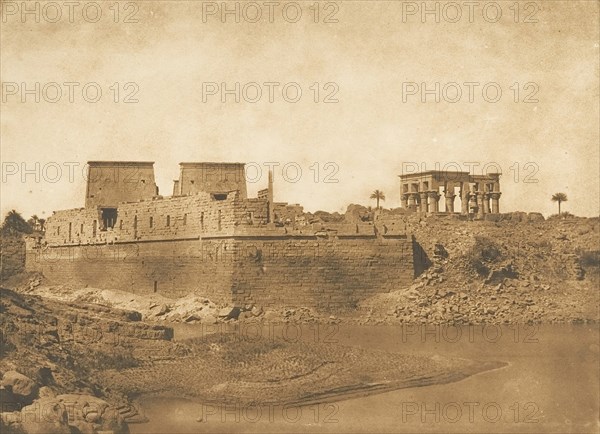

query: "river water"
xmin=130 ymin=323 xmax=599 ymax=433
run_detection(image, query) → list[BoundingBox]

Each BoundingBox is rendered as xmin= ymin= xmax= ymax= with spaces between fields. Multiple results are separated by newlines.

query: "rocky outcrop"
xmin=0 ymin=287 xmax=180 ymax=433
xmin=2 ymin=393 xmax=128 ymax=434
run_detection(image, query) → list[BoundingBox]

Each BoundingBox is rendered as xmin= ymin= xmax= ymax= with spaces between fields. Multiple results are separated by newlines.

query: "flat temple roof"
xmin=399 ymin=170 xmax=501 ymax=179
xmin=179 ymin=162 xmax=245 ymax=166
xmin=399 ymin=170 xmax=470 ymax=178
xmin=87 ymin=161 xmax=155 ymax=165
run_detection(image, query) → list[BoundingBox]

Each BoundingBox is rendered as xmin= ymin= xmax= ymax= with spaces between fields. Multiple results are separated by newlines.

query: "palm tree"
xmin=1 ymin=210 xmax=32 ymax=235
xmin=370 ymin=190 xmax=386 ymax=209
xmin=551 ymin=193 xmax=568 ymax=214
xmin=28 ymin=214 xmax=39 ymax=230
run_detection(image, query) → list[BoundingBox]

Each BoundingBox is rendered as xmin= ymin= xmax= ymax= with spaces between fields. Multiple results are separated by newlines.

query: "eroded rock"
xmin=1 ymin=371 xmax=38 ymax=401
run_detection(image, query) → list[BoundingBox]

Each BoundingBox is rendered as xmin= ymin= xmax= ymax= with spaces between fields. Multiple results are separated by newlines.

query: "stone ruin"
xmin=400 ymin=170 xmax=502 ymax=218
xmin=25 ymin=161 xmax=416 ymax=310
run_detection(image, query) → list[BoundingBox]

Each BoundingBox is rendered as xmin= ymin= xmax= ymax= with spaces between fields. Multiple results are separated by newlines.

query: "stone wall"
xmin=26 ymin=233 xmax=414 ymax=309
xmin=231 ymin=235 xmax=414 ymax=310
xmin=0 ymin=235 xmax=26 ymax=280
xmin=43 ymin=191 xmax=268 ymax=245
xmin=44 ymin=207 xmax=103 ymax=245
xmin=33 ymin=196 xmax=416 ymax=310
xmin=116 ymin=193 xmax=239 ymax=241
xmin=26 ymin=238 xmax=236 ymax=303
xmin=232 ymin=198 xmax=269 ymax=226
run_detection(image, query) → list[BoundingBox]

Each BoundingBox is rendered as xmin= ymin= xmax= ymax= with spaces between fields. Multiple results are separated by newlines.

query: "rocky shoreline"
xmin=0 ymin=287 xmax=510 ymax=434
xmin=0 ymin=288 xmax=175 ymax=434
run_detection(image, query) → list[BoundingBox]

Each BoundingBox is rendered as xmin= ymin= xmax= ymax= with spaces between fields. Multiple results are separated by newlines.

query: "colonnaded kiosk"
xmin=399 ymin=170 xmax=501 ymax=218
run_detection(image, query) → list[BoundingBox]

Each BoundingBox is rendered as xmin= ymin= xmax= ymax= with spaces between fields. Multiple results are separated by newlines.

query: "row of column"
xmin=401 ymin=191 xmax=501 ymax=215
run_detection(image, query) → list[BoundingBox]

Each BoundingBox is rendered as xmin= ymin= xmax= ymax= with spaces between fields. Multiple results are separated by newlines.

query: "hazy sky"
xmin=1 ymin=0 xmax=598 ymax=219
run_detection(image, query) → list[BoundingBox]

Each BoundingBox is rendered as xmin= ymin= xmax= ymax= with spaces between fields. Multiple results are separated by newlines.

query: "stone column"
xmin=401 ymin=194 xmax=409 ymax=210
xmin=460 ymin=183 xmax=469 ymax=214
xmin=407 ymin=193 xmax=417 ymax=212
xmin=445 ymin=192 xmax=456 ymax=213
xmin=490 ymin=192 xmax=501 ymax=213
xmin=429 ymin=191 xmax=440 ymax=213
xmin=428 ymin=191 xmax=440 ymax=213
xmin=419 ymin=192 xmax=428 ymax=213
xmin=468 ymin=193 xmax=478 ymax=216
xmin=483 ymin=192 xmax=491 ymax=214
xmin=476 ymin=192 xmax=485 ymax=219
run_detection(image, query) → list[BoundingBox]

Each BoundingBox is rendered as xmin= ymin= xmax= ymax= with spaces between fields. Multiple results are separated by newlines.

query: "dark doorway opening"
xmin=101 ymin=208 xmax=118 ymax=230
xmin=211 ymin=193 xmax=228 ymax=201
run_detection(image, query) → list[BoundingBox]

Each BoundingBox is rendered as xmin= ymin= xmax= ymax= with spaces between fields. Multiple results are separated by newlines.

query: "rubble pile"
xmin=17 ymin=282 xmax=223 ymax=324
xmin=361 ymin=214 xmax=599 ymax=324
xmin=18 ymin=280 xmax=332 ymax=326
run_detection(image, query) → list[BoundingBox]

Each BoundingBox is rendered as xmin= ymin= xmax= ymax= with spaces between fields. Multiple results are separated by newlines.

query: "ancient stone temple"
xmin=85 ymin=161 xmax=159 ymax=208
xmin=399 ymin=170 xmax=501 ymax=217
xmin=25 ymin=161 xmax=416 ymax=309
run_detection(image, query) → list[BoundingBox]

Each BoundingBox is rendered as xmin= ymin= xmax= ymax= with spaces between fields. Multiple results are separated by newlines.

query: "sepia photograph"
xmin=0 ymin=1 xmax=599 ymax=433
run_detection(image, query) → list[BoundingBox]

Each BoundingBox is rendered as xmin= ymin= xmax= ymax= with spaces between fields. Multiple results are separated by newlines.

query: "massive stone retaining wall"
xmin=26 ymin=234 xmax=415 ymax=310
xmin=232 ymin=235 xmax=414 ymax=309
xmin=26 ymin=238 xmax=235 ymax=303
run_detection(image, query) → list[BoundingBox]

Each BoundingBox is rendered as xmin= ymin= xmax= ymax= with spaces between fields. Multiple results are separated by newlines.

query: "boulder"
xmin=38 ymin=386 xmax=55 ymax=399
xmin=152 ymin=304 xmax=169 ymax=316
xmin=19 ymin=398 xmax=71 ymax=434
xmin=1 ymin=411 xmax=23 ymax=429
xmin=184 ymin=314 xmax=201 ymax=323
xmin=53 ymin=394 xmax=128 ymax=434
xmin=1 ymin=371 xmax=38 ymax=400
xmin=218 ymin=307 xmax=240 ymax=320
